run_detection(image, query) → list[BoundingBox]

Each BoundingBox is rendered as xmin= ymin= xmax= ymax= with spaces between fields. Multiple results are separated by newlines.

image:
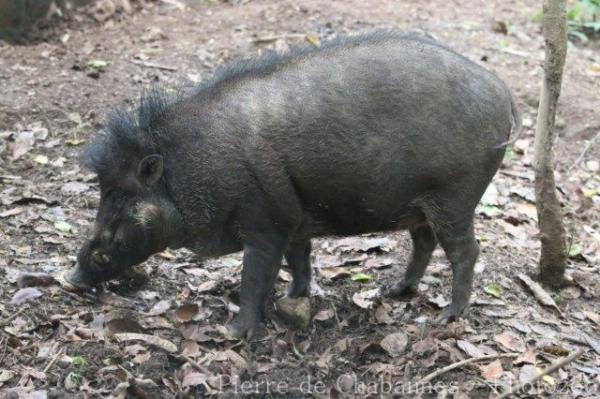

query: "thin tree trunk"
xmin=534 ymin=0 xmax=569 ymax=288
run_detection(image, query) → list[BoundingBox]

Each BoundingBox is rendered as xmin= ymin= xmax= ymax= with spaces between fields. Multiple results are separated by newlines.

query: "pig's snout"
xmin=61 ymin=237 xmax=114 ymax=291
xmin=63 ymin=240 xmax=105 ymax=290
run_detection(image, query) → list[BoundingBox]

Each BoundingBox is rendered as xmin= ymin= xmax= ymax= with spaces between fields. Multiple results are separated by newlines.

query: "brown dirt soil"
xmin=1 ymin=0 xmax=599 ymax=398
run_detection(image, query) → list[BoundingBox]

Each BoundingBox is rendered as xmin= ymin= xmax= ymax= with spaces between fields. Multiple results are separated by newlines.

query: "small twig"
xmin=160 ymin=0 xmax=186 ymax=11
xmin=569 ymin=131 xmax=600 ymax=173
xmin=416 ymin=353 xmax=520 ymax=385
xmin=0 ymin=308 xmax=26 ymax=327
xmin=0 ymin=337 xmax=7 ymax=365
xmin=177 ymin=354 xmax=212 ymax=375
xmin=495 ymin=349 xmax=585 ymax=399
xmin=252 ymin=33 xmax=305 ymax=44
xmin=58 ymin=286 xmax=97 ymax=303
xmin=563 ymin=331 xmax=600 ymax=355
xmin=282 ymin=329 xmax=304 ymax=359
xmin=129 ymin=59 xmax=178 ymax=72
xmin=127 ymin=377 xmax=150 ymax=399
xmin=284 ymin=0 xmax=301 ymax=12
xmin=329 ymin=301 xmax=341 ymax=329
xmin=290 ymin=341 xmax=305 ymax=360
xmin=43 ymin=347 xmax=64 ymax=373
xmin=499 ymin=170 xmax=534 ymax=181
xmin=0 ymin=174 xmax=23 ymax=181
xmin=499 ymin=47 xmax=544 ymax=61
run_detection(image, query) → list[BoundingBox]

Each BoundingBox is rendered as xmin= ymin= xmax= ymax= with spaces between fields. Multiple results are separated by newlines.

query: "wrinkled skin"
xmin=71 ymin=32 xmax=521 ymax=339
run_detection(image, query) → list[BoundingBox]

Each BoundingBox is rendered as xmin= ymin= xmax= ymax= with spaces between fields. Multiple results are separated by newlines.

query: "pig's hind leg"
xmin=428 ymin=198 xmax=480 ymax=323
xmin=285 ymin=240 xmax=312 ymax=297
xmin=384 ymin=224 xmax=437 ymax=298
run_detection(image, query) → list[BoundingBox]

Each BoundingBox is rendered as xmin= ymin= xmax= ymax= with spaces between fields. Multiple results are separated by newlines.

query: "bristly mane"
xmin=82 ymin=31 xmax=440 ymax=178
xmin=81 ymin=88 xmax=176 ymax=178
xmin=193 ymin=30 xmax=439 ymax=95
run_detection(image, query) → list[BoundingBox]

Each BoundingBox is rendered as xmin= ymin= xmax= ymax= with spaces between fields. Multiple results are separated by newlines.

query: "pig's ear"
xmin=136 ymin=154 xmax=163 ymax=186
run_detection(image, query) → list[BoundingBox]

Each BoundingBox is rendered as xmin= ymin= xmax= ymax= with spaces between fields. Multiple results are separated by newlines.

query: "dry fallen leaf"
xmin=113 ymin=333 xmax=177 ymax=353
xmin=583 ymin=310 xmax=600 ymax=327
xmin=480 ymin=359 xmax=503 ymax=381
xmin=515 ymin=202 xmax=538 ymax=221
xmin=515 ymin=348 xmax=537 ymax=365
xmin=313 ymin=308 xmax=334 ymax=322
xmin=17 ymin=272 xmax=56 ymax=288
xmin=196 ymin=280 xmax=218 ymax=293
xmin=352 ymin=288 xmax=380 ymax=309
xmin=335 ymin=236 xmax=396 ymax=253
xmin=380 ymin=332 xmax=408 ymax=357
xmin=375 ymin=303 xmax=394 ymax=324
xmin=12 ymin=131 xmax=35 ymax=159
xmin=124 ymin=344 xmax=151 ymax=364
xmin=315 ymin=348 xmax=333 ymax=370
xmin=33 ymin=154 xmax=49 ymax=165
xmin=518 ymin=274 xmax=561 ymax=313
xmin=182 ymin=372 xmax=209 ymax=388
xmin=412 ymin=337 xmax=438 ymax=356
xmin=519 ymin=364 xmax=537 ymax=385
xmin=10 ymin=287 xmax=43 ymax=305
xmin=61 ymin=181 xmax=89 ymax=195
xmin=0 ymin=207 xmax=25 ymax=218
xmin=319 ymin=267 xmax=351 ymax=280
xmin=0 ymin=370 xmax=15 ymax=385
xmin=227 ymin=350 xmax=249 ymax=370
xmin=147 ymin=299 xmax=171 ymax=316
xmin=159 ymin=249 xmax=176 ymax=259
xmin=160 ymin=0 xmax=186 ymax=11
xmin=174 ymin=303 xmax=199 ymax=322
xmin=457 ymin=339 xmax=487 ymax=358
xmin=105 ymin=311 xmax=143 ymax=336
xmin=181 ymin=340 xmax=200 ymax=357
xmin=305 ymin=33 xmax=321 ymax=47
xmin=494 ymin=333 xmax=525 ymax=352
xmin=428 ymin=293 xmax=450 ymax=308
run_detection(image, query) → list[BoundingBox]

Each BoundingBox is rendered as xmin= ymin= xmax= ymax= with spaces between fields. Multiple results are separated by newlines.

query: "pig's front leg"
xmin=228 ymin=234 xmax=287 ymax=339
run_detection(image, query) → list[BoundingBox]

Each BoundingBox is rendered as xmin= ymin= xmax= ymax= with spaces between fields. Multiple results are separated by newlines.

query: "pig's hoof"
xmin=435 ymin=306 xmax=465 ymax=325
xmin=226 ymin=315 xmax=258 ymax=340
xmin=384 ymin=282 xmax=417 ymax=298
xmin=114 ymin=266 xmax=149 ymax=291
xmin=287 ymin=281 xmax=310 ymax=298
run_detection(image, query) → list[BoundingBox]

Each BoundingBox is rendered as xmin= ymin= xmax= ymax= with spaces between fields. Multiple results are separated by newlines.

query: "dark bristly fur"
xmin=72 ymin=31 xmax=521 ymax=339
xmin=81 ymin=88 xmax=173 ymax=178
xmin=82 ymin=31 xmax=452 ymax=179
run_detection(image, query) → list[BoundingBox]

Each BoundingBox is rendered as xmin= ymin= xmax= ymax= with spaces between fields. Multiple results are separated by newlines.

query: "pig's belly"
xmin=299 ymin=198 xmax=427 ymax=238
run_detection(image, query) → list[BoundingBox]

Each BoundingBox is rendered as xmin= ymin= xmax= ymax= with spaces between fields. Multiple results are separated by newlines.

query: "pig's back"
xmin=203 ymin=33 xmax=516 ymax=235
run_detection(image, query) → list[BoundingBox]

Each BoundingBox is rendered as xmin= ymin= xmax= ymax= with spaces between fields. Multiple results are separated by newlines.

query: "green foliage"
xmin=534 ymin=0 xmax=600 ymax=43
xmin=484 ymin=283 xmax=504 ymax=298
xmin=71 ymin=356 xmax=87 ymax=367
xmin=503 ymin=148 xmax=515 ymax=163
xmin=351 ymin=273 xmax=373 ymax=282
xmin=568 ymin=242 xmax=583 ymax=257
xmin=568 ymin=0 xmax=600 ymax=42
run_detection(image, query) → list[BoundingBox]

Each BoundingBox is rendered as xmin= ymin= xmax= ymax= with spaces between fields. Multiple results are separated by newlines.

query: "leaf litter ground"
xmin=1 ymin=0 xmax=599 ymax=397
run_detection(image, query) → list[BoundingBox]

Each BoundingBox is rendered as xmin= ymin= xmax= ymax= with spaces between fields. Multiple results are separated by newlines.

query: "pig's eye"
xmin=115 ymin=240 xmax=128 ymax=252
